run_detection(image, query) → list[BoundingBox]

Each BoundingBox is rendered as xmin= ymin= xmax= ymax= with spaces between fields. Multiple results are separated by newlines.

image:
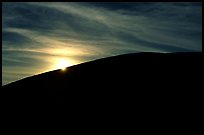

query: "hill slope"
xmin=1 ymin=52 xmax=202 ymax=105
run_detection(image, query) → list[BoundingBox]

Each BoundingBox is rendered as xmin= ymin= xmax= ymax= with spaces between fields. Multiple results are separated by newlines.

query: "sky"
xmin=2 ymin=2 xmax=202 ymax=85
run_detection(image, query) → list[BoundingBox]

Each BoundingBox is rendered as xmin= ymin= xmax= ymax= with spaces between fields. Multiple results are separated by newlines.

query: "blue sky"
xmin=2 ymin=2 xmax=202 ymax=85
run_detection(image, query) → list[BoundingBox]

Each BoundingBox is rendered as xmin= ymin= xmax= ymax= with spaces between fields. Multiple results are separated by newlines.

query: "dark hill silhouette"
xmin=1 ymin=52 xmax=202 ymax=106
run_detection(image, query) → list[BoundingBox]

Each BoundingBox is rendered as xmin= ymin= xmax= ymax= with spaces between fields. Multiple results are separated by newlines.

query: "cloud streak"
xmin=2 ymin=2 xmax=202 ymax=85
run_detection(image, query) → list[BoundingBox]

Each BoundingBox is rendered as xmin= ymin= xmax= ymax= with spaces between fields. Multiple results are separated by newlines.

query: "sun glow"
xmin=55 ymin=59 xmax=71 ymax=70
xmin=47 ymin=57 xmax=79 ymax=72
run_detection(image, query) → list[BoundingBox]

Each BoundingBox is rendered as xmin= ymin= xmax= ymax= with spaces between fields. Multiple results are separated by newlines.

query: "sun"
xmin=56 ymin=59 xmax=71 ymax=70
xmin=50 ymin=57 xmax=77 ymax=71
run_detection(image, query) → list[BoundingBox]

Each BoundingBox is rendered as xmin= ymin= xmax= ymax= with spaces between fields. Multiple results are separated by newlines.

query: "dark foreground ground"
xmin=1 ymin=52 xmax=203 ymax=131
xmin=1 ymin=52 xmax=203 ymax=107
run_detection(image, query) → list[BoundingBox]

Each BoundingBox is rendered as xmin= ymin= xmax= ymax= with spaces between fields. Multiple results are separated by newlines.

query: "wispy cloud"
xmin=2 ymin=2 xmax=202 ymax=85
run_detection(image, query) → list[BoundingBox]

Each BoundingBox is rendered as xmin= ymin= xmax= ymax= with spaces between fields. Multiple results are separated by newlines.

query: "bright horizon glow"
xmin=55 ymin=59 xmax=72 ymax=70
